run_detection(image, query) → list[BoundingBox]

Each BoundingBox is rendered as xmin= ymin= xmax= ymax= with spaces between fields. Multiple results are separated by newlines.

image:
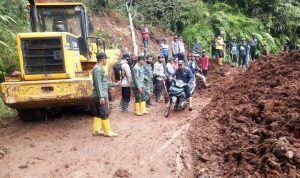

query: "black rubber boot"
xmin=146 ymin=98 xmax=152 ymax=107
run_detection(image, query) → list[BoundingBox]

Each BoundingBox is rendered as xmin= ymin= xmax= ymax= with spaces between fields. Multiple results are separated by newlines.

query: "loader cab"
xmin=28 ymin=3 xmax=90 ymax=57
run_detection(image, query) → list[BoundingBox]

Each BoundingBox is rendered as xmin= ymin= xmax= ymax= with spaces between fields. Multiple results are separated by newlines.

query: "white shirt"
xmin=120 ymin=60 xmax=132 ymax=87
xmin=179 ymin=41 xmax=185 ymax=54
xmin=153 ymin=62 xmax=165 ymax=78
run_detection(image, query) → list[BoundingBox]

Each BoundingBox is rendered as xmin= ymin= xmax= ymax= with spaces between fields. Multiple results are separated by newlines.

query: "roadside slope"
xmin=189 ymin=51 xmax=300 ymax=177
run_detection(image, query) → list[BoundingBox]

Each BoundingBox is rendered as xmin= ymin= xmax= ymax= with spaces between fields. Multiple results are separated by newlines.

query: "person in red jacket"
xmin=200 ymin=50 xmax=209 ymax=77
xmin=141 ymin=22 xmax=150 ymax=50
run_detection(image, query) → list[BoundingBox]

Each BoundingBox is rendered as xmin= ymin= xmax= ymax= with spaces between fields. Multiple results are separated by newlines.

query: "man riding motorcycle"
xmin=174 ymin=60 xmax=195 ymax=111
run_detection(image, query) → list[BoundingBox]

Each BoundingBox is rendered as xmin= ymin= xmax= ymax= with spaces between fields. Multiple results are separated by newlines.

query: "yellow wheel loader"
xmin=0 ymin=1 xmax=120 ymax=121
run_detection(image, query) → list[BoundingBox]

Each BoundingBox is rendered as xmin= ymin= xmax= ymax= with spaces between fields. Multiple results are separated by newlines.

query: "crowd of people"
xmin=211 ymin=32 xmax=260 ymax=70
xmin=91 ymin=26 xmax=299 ymax=137
xmin=92 ymin=33 xmax=211 ymax=137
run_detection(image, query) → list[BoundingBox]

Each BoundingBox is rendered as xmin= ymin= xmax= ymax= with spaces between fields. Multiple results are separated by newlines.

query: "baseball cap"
xmin=178 ymin=60 xmax=184 ymax=65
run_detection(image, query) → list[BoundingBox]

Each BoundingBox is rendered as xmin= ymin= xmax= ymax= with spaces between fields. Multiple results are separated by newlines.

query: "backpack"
xmin=113 ymin=63 xmax=123 ymax=81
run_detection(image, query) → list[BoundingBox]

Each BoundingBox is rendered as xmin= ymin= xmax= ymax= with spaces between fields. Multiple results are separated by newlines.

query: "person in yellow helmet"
xmin=215 ymin=32 xmax=226 ymax=65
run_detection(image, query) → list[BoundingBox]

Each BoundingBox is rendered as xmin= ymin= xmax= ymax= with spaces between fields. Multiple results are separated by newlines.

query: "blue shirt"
xmin=175 ymin=67 xmax=194 ymax=84
xmin=238 ymin=43 xmax=248 ymax=56
xmin=249 ymin=39 xmax=257 ymax=47
xmin=230 ymin=42 xmax=238 ymax=55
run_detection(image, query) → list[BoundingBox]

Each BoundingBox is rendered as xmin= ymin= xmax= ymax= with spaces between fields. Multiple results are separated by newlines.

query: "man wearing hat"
xmin=132 ymin=55 xmax=150 ymax=116
xmin=216 ymin=31 xmax=226 ymax=65
xmin=229 ymin=37 xmax=238 ymax=66
xmin=119 ymin=54 xmax=132 ymax=112
xmin=175 ymin=60 xmax=195 ymax=111
xmin=92 ymin=52 xmax=119 ymax=137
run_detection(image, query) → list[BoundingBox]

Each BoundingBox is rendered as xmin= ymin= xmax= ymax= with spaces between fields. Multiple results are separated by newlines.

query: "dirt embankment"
xmin=190 ymin=51 xmax=300 ymax=177
xmin=91 ymin=11 xmax=173 ymax=56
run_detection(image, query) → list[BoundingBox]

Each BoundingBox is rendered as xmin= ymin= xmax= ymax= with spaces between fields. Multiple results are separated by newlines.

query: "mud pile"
xmin=190 ymin=51 xmax=300 ymax=177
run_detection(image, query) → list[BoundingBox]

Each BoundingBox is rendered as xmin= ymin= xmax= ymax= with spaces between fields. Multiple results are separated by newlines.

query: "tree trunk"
xmin=128 ymin=11 xmax=138 ymax=56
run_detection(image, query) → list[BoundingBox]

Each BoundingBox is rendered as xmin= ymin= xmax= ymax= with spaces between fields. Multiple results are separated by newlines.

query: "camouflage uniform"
xmin=92 ymin=64 xmax=113 ymax=119
xmin=132 ymin=63 xmax=146 ymax=102
xmin=144 ymin=63 xmax=153 ymax=102
xmin=132 ymin=62 xmax=149 ymax=115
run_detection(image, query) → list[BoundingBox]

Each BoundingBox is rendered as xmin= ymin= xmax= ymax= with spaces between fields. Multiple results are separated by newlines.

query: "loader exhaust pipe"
xmin=28 ymin=0 xmax=40 ymax=32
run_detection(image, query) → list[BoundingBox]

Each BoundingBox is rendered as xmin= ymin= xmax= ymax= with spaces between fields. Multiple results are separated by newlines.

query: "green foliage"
xmin=179 ymin=1 xmax=299 ymax=55
xmin=219 ymin=0 xmax=300 ymax=47
xmin=92 ymin=29 xmax=121 ymax=49
xmin=0 ymin=98 xmax=16 ymax=119
xmin=0 ymin=0 xmax=29 ymax=82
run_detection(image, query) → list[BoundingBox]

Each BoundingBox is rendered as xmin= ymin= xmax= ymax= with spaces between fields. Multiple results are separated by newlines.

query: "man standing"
xmin=178 ymin=36 xmax=185 ymax=61
xmin=160 ymin=38 xmax=169 ymax=64
xmin=249 ymin=34 xmax=257 ymax=61
xmin=172 ymin=36 xmax=180 ymax=58
xmin=144 ymin=55 xmax=154 ymax=106
xmin=175 ymin=60 xmax=194 ymax=111
xmin=193 ymin=38 xmax=202 ymax=55
xmin=200 ymin=50 xmax=209 ymax=77
xmin=132 ymin=55 xmax=150 ymax=116
xmin=211 ymin=38 xmax=218 ymax=62
xmin=238 ymin=38 xmax=248 ymax=70
xmin=119 ymin=54 xmax=132 ymax=112
xmin=229 ymin=37 xmax=238 ymax=66
xmin=164 ymin=57 xmax=175 ymax=101
xmin=141 ymin=22 xmax=150 ymax=51
xmin=153 ymin=55 xmax=165 ymax=102
xmin=92 ymin=52 xmax=119 ymax=137
xmin=216 ymin=32 xmax=226 ymax=65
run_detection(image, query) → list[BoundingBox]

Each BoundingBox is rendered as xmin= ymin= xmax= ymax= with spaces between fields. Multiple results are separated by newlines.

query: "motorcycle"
xmin=164 ymin=79 xmax=195 ymax=117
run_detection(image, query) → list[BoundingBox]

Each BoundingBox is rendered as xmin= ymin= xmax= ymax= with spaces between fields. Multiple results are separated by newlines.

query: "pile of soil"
xmin=190 ymin=51 xmax=300 ymax=177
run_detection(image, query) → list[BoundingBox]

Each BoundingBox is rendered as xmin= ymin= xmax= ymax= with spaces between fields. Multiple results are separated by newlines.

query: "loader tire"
xmin=17 ymin=109 xmax=45 ymax=122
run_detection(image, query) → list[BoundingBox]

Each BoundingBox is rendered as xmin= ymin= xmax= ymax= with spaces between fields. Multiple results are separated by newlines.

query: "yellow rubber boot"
xmin=134 ymin=102 xmax=143 ymax=116
xmin=102 ymin=119 xmax=118 ymax=137
xmin=93 ymin=117 xmax=103 ymax=136
xmin=140 ymin=101 xmax=150 ymax=114
xmin=218 ymin=58 xmax=224 ymax=65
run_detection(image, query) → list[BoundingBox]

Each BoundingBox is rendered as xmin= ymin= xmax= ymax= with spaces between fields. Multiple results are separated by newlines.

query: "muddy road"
xmin=0 ymin=93 xmax=211 ymax=178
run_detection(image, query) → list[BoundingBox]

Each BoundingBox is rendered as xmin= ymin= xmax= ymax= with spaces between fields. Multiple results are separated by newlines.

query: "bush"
xmin=0 ymin=0 xmax=29 ymax=82
xmin=0 ymin=98 xmax=16 ymax=119
xmin=180 ymin=2 xmax=282 ymax=57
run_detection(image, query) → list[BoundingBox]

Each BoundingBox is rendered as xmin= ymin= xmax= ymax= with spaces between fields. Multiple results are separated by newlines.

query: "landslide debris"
xmin=190 ymin=50 xmax=300 ymax=177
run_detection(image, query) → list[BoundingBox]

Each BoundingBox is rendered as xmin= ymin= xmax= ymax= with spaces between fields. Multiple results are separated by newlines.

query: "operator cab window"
xmin=35 ymin=6 xmax=82 ymax=37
